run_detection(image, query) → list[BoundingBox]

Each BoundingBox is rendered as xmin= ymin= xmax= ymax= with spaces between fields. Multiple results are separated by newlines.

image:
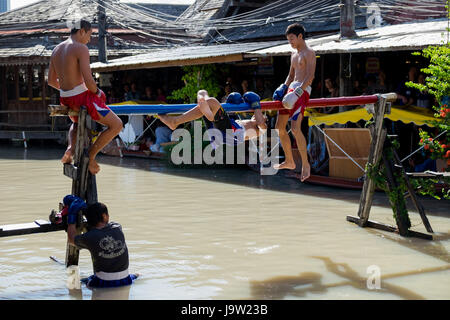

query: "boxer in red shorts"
xmin=48 ymin=19 xmax=122 ymax=175
xmin=272 ymin=23 xmax=316 ymax=182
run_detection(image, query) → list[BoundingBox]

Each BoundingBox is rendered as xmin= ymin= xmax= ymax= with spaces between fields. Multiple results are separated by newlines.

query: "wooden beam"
xmin=230 ymin=1 xmax=264 ymax=8
xmin=0 ymin=219 xmax=65 ymax=237
xmin=346 ymin=215 xmax=432 ymax=240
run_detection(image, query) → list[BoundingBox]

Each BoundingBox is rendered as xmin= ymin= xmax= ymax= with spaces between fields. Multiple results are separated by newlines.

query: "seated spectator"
xmin=241 ymin=79 xmax=249 ymax=94
xmin=142 ymin=86 xmax=155 ymax=101
xmin=255 ymin=78 xmax=272 ymax=99
xmin=376 ymin=70 xmax=389 ymax=93
xmin=415 ymin=73 xmax=433 ymax=109
xmin=146 ymin=125 xmax=173 ymax=153
xmin=325 ymin=77 xmax=339 ymax=98
xmin=126 ymin=83 xmax=140 ymax=101
xmin=353 ymin=80 xmax=364 ymax=96
xmin=156 ymin=88 xmax=166 ymax=102
xmin=408 ymin=155 xmax=436 ymax=172
xmin=363 ymin=74 xmax=377 ymax=95
xmin=323 ymin=77 xmax=339 ymax=114
xmin=123 ymin=83 xmax=130 ymax=101
xmin=107 ymin=89 xmax=121 ymax=104
xmin=221 ymin=82 xmax=232 ymax=103
xmin=396 ymin=66 xmax=417 ymax=106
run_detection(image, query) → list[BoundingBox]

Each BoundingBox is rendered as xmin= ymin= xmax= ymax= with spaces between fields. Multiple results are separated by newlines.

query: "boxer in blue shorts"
xmin=159 ymin=90 xmax=267 ymax=146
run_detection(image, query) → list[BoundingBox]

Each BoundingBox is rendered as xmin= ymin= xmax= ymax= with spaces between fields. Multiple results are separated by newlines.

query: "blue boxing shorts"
xmin=81 ymin=273 xmax=139 ymax=288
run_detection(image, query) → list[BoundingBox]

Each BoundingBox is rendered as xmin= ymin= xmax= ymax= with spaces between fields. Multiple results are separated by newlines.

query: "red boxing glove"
xmin=96 ymin=88 xmax=106 ymax=103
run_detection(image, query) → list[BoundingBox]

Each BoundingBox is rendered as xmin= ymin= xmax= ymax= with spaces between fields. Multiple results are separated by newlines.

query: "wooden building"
xmin=0 ymin=0 xmax=190 ymax=140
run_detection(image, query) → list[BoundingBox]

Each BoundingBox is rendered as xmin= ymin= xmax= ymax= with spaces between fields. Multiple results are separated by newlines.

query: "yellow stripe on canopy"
xmin=307 ymin=105 xmax=439 ymax=127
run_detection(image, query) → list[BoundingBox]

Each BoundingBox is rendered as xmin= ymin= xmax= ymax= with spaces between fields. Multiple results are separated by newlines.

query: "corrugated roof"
xmin=245 ymin=19 xmax=448 ymax=56
xmin=90 ymin=40 xmax=284 ymax=72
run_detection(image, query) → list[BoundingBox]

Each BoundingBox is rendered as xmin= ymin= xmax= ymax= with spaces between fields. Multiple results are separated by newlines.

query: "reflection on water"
xmin=0 ymin=145 xmax=449 ymax=300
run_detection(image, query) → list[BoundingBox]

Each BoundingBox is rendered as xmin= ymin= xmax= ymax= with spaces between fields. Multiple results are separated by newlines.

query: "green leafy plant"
xmin=168 ymin=65 xmax=222 ymax=103
xmin=406 ymin=1 xmax=450 ymax=169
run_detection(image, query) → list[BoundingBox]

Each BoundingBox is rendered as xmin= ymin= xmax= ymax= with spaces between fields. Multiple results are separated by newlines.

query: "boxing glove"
xmin=282 ymin=86 xmax=304 ymax=110
xmin=67 ymin=196 xmax=87 ymax=225
xmin=96 ymin=88 xmax=106 ymax=103
xmin=273 ymin=84 xmax=288 ymax=101
xmin=226 ymin=92 xmax=244 ymax=105
xmin=243 ymin=91 xmax=261 ymax=109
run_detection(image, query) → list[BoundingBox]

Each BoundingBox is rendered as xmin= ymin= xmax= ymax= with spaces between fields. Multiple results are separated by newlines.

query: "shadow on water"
xmin=366 ymin=228 xmax=450 ymax=263
xmin=249 ymin=256 xmax=450 ymax=300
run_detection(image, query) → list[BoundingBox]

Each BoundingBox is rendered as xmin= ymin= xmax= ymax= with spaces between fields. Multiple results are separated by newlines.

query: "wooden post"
xmin=97 ymin=0 xmax=108 ymax=63
xmin=381 ymin=145 xmax=410 ymax=236
xmin=357 ymin=95 xmax=388 ymax=226
xmin=392 ymin=149 xmax=434 ymax=233
xmin=64 ymin=107 xmax=98 ymax=267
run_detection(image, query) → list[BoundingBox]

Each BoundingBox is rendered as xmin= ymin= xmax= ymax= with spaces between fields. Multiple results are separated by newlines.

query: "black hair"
xmin=285 ymin=23 xmax=306 ymax=39
xmin=85 ymin=202 xmax=108 ymax=227
xmin=70 ymin=19 xmax=92 ymax=35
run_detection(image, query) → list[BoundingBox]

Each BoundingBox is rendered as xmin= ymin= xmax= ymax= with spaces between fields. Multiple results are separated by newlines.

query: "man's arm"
xmin=300 ymin=50 xmax=316 ymax=90
xmin=78 ymin=45 xmax=98 ymax=94
xmin=67 ymin=224 xmax=76 ymax=245
xmin=284 ymin=54 xmax=296 ymax=87
xmin=254 ymin=109 xmax=267 ymax=129
xmin=47 ymin=59 xmax=60 ymax=90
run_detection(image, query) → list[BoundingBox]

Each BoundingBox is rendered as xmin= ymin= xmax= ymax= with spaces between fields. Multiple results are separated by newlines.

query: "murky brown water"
xmin=0 ymin=145 xmax=449 ymax=300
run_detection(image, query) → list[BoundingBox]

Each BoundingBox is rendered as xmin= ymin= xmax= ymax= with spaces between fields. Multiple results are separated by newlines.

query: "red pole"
xmin=261 ymin=95 xmax=380 ymax=111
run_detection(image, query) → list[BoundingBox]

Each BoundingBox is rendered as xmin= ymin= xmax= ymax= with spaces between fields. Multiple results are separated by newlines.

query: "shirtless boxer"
xmin=159 ymin=90 xmax=267 ymax=145
xmin=272 ymin=23 xmax=316 ymax=182
xmin=47 ymin=19 xmax=123 ymax=175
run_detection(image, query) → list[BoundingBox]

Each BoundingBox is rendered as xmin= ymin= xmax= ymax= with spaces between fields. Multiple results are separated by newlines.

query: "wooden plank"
xmin=347 ymin=215 xmax=397 ymax=232
xmin=0 ymin=219 xmax=64 ymax=237
xmin=48 ymin=105 xmax=79 ymax=117
xmin=346 ymin=215 xmax=432 ymax=240
xmin=63 ymin=163 xmax=78 ymax=180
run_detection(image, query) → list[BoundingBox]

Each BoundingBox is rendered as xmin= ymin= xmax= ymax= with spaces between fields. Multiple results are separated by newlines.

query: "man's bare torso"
xmin=291 ymin=46 xmax=315 ymax=88
xmin=51 ymin=38 xmax=85 ymax=91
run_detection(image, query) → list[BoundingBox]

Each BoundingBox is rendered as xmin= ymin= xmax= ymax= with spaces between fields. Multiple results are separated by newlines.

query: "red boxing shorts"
xmin=279 ymin=82 xmax=311 ymax=121
xmin=59 ymin=83 xmax=111 ymax=123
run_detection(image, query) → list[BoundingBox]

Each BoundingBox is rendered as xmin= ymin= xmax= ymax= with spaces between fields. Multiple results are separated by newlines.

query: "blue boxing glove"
xmin=67 ymin=196 xmax=87 ymax=225
xmin=273 ymin=84 xmax=288 ymax=101
xmin=243 ymin=91 xmax=261 ymax=109
xmin=226 ymin=92 xmax=244 ymax=105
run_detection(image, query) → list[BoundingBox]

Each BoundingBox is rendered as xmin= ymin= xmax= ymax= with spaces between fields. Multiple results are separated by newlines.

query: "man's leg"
xmin=159 ymin=106 xmax=204 ymax=130
xmin=273 ymin=113 xmax=295 ymax=170
xmin=61 ymin=122 xmax=78 ymax=164
xmin=88 ymin=112 xmax=123 ymax=175
xmin=290 ymin=115 xmax=310 ymax=182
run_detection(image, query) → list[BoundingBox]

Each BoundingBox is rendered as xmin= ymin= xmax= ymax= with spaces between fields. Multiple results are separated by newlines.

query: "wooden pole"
xmin=64 ymin=107 xmax=98 ymax=267
xmin=357 ymin=95 xmax=388 ymax=226
xmin=97 ymin=0 xmax=108 ymax=63
xmin=392 ymin=149 xmax=433 ymax=233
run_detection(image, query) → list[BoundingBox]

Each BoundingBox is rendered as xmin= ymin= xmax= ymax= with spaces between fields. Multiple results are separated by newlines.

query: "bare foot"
xmin=300 ymin=164 xmax=311 ymax=182
xmin=88 ymin=159 xmax=100 ymax=175
xmin=158 ymin=114 xmax=177 ymax=130
xmin=61 ymin=149 xmax=73 ymax=164
xmin=273 ymin=161 xmax=296 ymax=170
